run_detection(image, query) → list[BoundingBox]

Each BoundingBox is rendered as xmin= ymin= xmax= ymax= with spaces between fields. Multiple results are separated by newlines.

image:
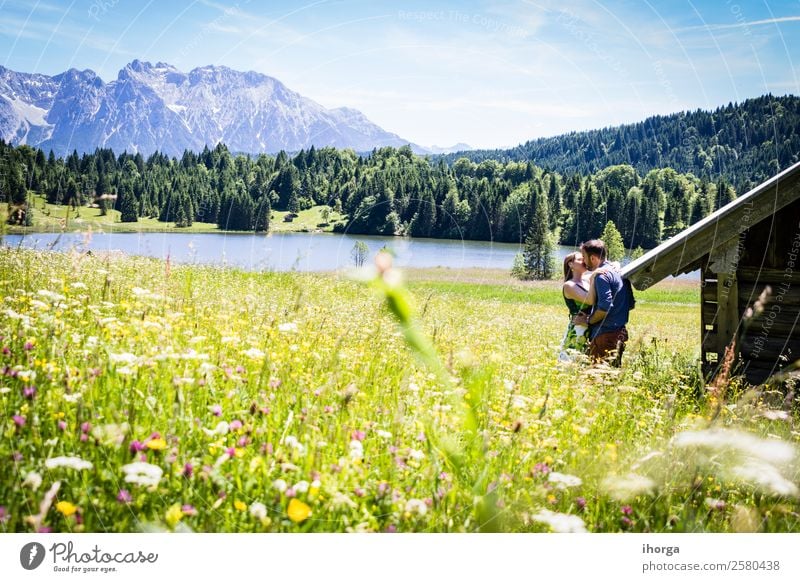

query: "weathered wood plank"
xmin=623 ymin=161 xmax=800 ymax=290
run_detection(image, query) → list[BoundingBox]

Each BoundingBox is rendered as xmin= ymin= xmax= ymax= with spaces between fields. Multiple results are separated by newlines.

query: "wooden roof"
xmin=621 ymin=160 xmax=800 ymax=290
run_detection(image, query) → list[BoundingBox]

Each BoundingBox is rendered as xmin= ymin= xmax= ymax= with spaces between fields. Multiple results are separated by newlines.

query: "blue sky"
xmin=1 ymin=0 xmax=798 ymax=149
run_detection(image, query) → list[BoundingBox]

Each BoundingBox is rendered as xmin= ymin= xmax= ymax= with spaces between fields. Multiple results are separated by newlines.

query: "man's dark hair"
xmin=580 ymin=239 xmax=607 ymax=261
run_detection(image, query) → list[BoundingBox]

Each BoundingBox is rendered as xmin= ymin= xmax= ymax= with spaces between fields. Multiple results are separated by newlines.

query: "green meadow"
xmin=0 ymin=247 xmax=798 ymax=533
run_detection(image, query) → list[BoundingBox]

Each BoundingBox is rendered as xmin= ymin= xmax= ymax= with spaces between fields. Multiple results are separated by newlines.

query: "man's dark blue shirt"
xmin=589 ymin=260 xmax=631 ymax=339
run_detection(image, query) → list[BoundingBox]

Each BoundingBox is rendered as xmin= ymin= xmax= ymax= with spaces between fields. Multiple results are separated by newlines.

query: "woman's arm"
xmin=563 ymin=281 xmax=592 ymax=306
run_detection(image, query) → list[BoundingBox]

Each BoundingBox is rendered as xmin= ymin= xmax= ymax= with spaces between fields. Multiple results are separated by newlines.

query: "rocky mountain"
xmin=0 ymin=60 xmax=412 ymax=157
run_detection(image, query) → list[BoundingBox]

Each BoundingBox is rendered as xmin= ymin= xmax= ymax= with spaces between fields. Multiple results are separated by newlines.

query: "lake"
xmin=2 ymin=231 xmax=698 ymax=279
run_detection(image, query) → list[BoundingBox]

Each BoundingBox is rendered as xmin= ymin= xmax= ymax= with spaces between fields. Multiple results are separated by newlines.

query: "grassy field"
xmin=0 ymin=247 xmax=797 ymax=533
xmin=1 ymin=195 xmax=346 ymax=235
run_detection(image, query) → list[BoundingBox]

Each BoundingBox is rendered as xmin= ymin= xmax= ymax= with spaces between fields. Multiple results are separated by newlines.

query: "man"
xmin=573 ymin=239 xmax=632 ymax=366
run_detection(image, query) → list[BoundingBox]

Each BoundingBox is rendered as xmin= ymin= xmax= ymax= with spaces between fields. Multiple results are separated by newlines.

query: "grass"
xmin=0 ymin=247 xmax=797 ymax=533
xmin=1 ymin=195 xmax=346 ymax=235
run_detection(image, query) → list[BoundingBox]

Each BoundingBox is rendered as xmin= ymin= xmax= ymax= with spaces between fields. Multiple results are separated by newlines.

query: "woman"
xmin=558 ymin=251 xmax=593 ymax=359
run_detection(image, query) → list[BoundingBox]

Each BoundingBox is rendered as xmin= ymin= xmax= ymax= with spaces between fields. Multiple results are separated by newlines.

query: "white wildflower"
xmin=293 ymin=480 xmax=310 ymax=493
xmin=503 ymin=379 xmax=515 ymax=391
xmin=349 ymin=440 xmax=364 ymax=460
xmin=108 ymin=352 xmax=137 ymax=365
xmin=121 ymin=462 xmax=163 ymax=487
xmin=602 ymin=473 xmax=657 ymax=501
xmin=37 ymin=290 xmax=66 ymax=303
xmin=63 ymin=392 xmax=82 ymax=403
xmin=23 ymin=471 xmax=42 ymax=491
xmin=331 ymin=492 xmax=358 ymax=509
xmin=45 ymin=456 xmax=93 ymax=471
xmin=760 ymin=410 xmax=790 ymax=421
xmin=511 ymin=395 xmax=531 ymax=409
xmin=242 ymin=348 xmax=265 ymax=359
xmin=202 ymin=421 xmax=230 ymax=436
xmin=404 ymin=499 xmax=427 ymax=516
xmin=408 ymin=448 xmax=425 ymax=461
xmin=407 ymin=382 xmax=419 ymax=392
xmin=548 ymin=472 xmax=583 ymax=489
xmin=671 ymin=429 xmax=795 ymax=466
xmin=278 ymin=322 xmax=298 ymax=333
xmin=70 ymin=282 xmax=87 ymax=290
xmin=532 ymin=509 xmax=588 ymax=533
xmin=249 ymin=502 xmax=267 ymax=520
xmin=283 ymin=435 xmax=306 ymax=455
xmin=376 ymin=430 xmax=392 ymax=439
xmin=731 ymin=461 xmax=799 ymax=497
xmin=91 ymin=423 xmax=129 ymax=447
xmin=273 ymin=479 xmax=288 ymax=492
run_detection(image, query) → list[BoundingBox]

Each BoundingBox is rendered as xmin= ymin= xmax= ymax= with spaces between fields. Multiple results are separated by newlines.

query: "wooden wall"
xmin=701 ymin=197 xmax=800 ymax=384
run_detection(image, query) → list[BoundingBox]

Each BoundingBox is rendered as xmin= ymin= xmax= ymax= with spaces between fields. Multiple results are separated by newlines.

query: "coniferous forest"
xmin=2 ymin=94 xmax=797 ymax=250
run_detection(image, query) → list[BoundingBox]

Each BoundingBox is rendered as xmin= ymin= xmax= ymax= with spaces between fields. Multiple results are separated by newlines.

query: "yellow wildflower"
xmin=287 ymin=498 xmax=311 ymax=523
xmin=234 ymin=500 xmax=247 ymax=511
xmin=146 ymin=438 xmax=167 ymax=451
xmin=56 ymin=501 xmax=78 ymax=517
xmin=165 ymin=503 xmax=183 ymax=527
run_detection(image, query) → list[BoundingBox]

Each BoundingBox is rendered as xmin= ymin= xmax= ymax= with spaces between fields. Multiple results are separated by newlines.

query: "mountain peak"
xmin=0 ymin=61 xmax=413 ymax=156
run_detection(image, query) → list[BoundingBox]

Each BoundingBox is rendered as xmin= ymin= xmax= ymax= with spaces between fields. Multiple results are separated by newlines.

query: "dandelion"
xmin=45 ymin=456 xmax=93 ymax=471
xmin=121 ymin=462 xmax=163 ymax=487
xmin=287 ymin=498 xmax=311 ymax=523
xmin=146 ymin=438 xmax=167 ymax=451
xmin=165 ymin=503 xmax=183 ymax=527
xmin=56 ymin=501 xmax=78 ymax=517
xmin=234 ymin=500 xmax=247 ymax=512
xmin=532 ymin=509 xmax=588 ymax=533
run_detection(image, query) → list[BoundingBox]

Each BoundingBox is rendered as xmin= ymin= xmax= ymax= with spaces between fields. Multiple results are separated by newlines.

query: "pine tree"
xmin=254 ymin=196 xmax=271 ymax=232
xmin=600 ymin=220 xmax=625 ymax=262
xmin=118 ymin=184 xmax=138 ymax=223
xmin=521 ymin=193 xmax=555 ymax=279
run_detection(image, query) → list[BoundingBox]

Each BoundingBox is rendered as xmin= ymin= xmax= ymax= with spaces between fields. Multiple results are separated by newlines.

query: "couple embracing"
xmin=560 ymin=239 xmax=634 ymax=366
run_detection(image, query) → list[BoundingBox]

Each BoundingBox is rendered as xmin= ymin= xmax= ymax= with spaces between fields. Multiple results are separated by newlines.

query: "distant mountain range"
xmin=0 ymin=60 xmax=446 ymax=157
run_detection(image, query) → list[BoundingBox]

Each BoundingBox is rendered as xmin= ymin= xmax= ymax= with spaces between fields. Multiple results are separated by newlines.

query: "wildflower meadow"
xmin=1 ymin=246 xmax=798 ymax=533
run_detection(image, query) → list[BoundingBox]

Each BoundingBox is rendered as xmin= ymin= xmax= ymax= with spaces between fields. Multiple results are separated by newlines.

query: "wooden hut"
xmin=621 ymin=161 xmax=800 ymax=384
